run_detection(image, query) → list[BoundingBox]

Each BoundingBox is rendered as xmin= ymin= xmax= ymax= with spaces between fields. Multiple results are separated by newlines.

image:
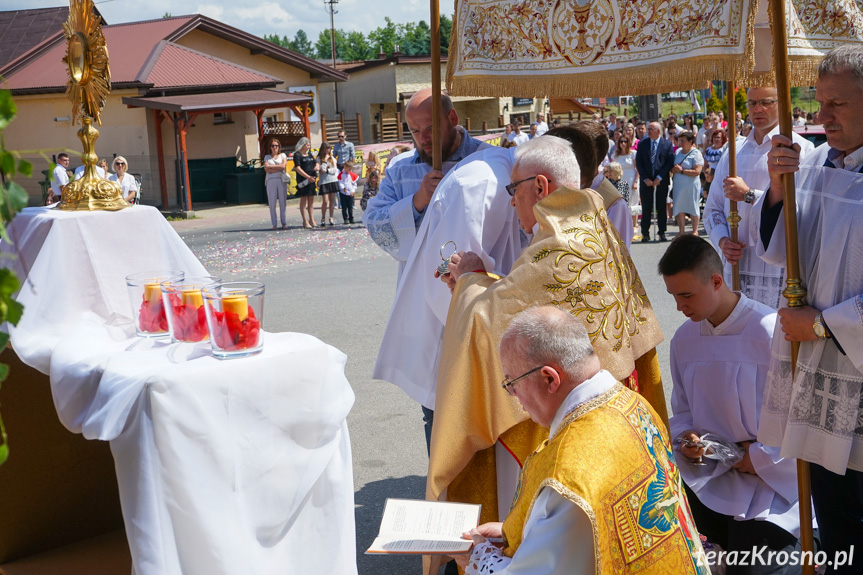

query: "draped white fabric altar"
xmin=3 ymin=206 xmax=358 ymax=575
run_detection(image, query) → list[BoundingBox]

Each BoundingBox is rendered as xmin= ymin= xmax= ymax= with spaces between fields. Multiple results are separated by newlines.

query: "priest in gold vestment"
xmin=427 ymin=137 xmax=667 ymax=552
xmin=454 ymin=307 xmax=707 ymax=574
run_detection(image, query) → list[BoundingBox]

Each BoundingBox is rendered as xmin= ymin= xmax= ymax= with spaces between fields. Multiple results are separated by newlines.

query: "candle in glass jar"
xmin=181 ymin=288 xmax=204 ymax=308
xmin=144 ymin=282 xmax=162 ymax=303
xmin=222 ymin=294 xmax=249 ymax=321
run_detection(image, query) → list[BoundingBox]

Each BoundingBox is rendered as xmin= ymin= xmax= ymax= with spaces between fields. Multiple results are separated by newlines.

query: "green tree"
xmin=440 ymin=14 xmax=452 ymax=55
xmin=0 ymin=87 xmax=31 ymax=466
xmin=315 ymin=29 xmax=353 ymax=60
xmin=342 ymin=31 xmax=374 ymax=62
xmin=402 ymin=21 xmax=431 ymax=56
xmin=734 ymin=87 xmax=747 ymax=116
xmin=289 ymin=30 xmax=315 ymax=59
xmin=368 ymin=17 xmax=400 ymax=57
xmin=263 ymin=33 xmax=289 ymax=48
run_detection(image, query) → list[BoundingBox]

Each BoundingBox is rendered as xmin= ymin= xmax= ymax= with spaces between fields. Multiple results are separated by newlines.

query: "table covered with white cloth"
xmin=4 ymin=206 xmax=358 ymax=575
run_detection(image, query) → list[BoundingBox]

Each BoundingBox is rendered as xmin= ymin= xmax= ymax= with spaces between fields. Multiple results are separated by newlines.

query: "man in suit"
xmin=635 ymin=121 xmax=675 ymax=242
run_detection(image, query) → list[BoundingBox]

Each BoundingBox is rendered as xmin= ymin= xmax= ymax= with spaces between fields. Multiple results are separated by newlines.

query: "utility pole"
xmin=325 ymin=0 xmax=339 ymax=115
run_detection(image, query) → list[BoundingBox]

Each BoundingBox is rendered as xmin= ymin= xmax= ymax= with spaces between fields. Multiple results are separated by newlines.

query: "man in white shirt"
xmin=50 ymin=153 xmax=71 ymax=197
xmin=510 ymin=121 xmax=529 ymax=146
xmin=661 ymin=235 xmax=802 ymax=574
xmin=455 ymin=306 xmax=708 ymax=575
xmin=703 ymin=86 xmax=813 ymax=309
xmin=73 ymin=163 xmax=106 ymax=179
xmin=535 ymin=114 xmax=549 ymax=136
xmin=754 ymin=45 xmax=863 ymax=573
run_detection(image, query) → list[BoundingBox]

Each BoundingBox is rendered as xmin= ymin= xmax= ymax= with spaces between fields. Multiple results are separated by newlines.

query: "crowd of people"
xmin=48 ymin=152 xmax=140 ymax=205
xmin=362 ymin=44 xmax=862 ymax=575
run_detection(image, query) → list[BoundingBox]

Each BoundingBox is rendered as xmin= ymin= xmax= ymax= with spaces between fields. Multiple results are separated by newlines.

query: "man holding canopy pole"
xmin=703 ymin=86 xmax=813 ymax=309
xmin=754 ymin=46 xmax=863 ymax=572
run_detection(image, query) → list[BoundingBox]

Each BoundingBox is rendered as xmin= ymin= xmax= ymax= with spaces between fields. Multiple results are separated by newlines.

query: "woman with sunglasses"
xmin=263 ymin=138 xmax=289 ymax=229
xmin=613 ymin=135 xmax=640 ymax=237
xmin=109 ymin=156 xmax=139 ymax=204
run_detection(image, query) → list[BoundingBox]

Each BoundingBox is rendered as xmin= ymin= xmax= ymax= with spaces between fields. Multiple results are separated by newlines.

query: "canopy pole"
xmin=726 ymin=81 xmax=740 ymax=291
xmin=430 ymin=0 xmax=442 ymax=171
xmin=769 ymin=0 xmax=814 ymax=571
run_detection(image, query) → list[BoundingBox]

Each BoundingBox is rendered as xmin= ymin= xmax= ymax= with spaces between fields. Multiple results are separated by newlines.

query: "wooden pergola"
xmin=123 ymin=89 xmax=312 ymax=211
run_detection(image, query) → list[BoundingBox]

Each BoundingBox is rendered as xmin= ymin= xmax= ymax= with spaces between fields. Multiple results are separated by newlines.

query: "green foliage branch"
xmin=0 ymin=87 xmax=31 ymax=466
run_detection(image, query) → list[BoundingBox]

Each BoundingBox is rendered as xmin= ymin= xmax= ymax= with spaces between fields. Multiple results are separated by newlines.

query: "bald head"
xmin=405 ymin=88 xmax=459 ymax=165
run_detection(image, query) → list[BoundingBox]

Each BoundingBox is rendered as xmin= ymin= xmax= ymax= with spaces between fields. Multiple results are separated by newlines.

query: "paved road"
xmin=175 ymin=204 xmax=692 ymax=575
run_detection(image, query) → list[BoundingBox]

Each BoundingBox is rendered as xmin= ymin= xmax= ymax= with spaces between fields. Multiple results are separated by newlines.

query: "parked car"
xmin=793 ymin=124 xmax=827 ymax=147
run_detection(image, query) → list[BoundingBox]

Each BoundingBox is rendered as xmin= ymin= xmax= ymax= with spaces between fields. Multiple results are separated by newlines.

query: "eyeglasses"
xmin=506 ymin=176 xmax=536 ymax=197
xmin=270 ymin=144 xmax=280 ymax=148
xmin=501 ymin=366 xmax=543 ymax=396
xmin=746 ymin=99 xmax=778 ymax=109
xmin=115 ymin=162 xmax=126 ymax=167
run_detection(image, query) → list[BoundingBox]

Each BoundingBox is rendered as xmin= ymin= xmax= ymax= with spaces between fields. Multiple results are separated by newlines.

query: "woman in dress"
xmin=670 ymin=131 xmax=704 ymax=236
xmin=612 ymin=136 xmax=639 ymax=235
xmin=317 ymin=143 xmax=339 ymax=227
xmin=293 ymin=137 xmax=318 ymax=229
xmin=263 ymin=138 xmax=288 ymax=229
xmin=109 ymin=156 xmax=139 ymax=204
xmin=603 ymin=161 xmax=630 ymax=205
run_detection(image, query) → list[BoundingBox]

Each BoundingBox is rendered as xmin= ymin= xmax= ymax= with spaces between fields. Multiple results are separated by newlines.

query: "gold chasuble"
xmin=502 ymin=385 xmax=709 ymax=574
xmin=427 ymin=187 xmax=666 ymax=539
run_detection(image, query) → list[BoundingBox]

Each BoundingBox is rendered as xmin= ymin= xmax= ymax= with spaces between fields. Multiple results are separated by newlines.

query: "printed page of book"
xmin=366 ymin=499 xmax=481 ymax=555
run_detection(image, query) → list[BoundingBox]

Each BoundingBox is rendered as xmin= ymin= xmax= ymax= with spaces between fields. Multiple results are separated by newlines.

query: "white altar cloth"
xmin=51 ymin=321 xmax=357 ymax=575
xmin=6 ymin=205 xmax=206 ymax=374
xmin=3 ymin=206 xmax=358 ymax=575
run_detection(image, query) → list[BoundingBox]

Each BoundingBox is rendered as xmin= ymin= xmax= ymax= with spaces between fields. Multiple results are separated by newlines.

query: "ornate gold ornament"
xmin=58 ymin=0 xmax=128 ymax=211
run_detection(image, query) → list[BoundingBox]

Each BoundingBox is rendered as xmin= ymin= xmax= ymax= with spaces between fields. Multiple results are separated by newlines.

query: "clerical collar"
xmin=549 ymin=370 xmax=616 ymax=440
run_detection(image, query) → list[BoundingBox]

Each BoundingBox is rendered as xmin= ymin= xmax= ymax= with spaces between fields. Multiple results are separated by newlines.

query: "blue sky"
xmin=3 ymin=0 xmax=455 ymax=48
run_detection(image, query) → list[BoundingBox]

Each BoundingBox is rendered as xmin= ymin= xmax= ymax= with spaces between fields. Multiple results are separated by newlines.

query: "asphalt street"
xmin=176 ymin=203 xmax=693 ymax=575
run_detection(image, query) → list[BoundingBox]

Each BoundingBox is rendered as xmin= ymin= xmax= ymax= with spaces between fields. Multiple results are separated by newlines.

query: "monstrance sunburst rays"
xmin=62 ymin=0 xmax=111 ymax=126
xmin=57 ymin=0 xmax=127 ymax=211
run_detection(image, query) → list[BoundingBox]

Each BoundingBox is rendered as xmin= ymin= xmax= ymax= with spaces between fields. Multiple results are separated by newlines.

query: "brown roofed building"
xmin=0 ymin=6 xmax=104 ymax=69
xmin=1 ymin=12 xmax=347 ymax=208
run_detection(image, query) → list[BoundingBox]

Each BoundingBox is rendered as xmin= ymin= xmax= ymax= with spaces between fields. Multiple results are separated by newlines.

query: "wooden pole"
xmin=430 ymin=0 xmax=442 ymax=171
xmin=769 ymin=0 xmax=814 ymax=571
xmin=726 ymin=81 xmax=741 ymax=291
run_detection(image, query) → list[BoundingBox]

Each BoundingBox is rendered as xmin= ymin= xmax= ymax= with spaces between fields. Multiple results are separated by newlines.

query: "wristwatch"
xmin=813 ymin=313 xmax=831 ymax=339
xmin=743 ymin=189 xmax=756 ymax=204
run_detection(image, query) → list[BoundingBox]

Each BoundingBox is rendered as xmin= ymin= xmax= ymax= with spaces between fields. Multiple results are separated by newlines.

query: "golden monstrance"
xmin=57 ymin=0 xmax=128 ymax=211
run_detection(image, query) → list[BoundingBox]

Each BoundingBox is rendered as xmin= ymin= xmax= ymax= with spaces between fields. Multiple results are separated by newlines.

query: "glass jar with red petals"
xmin=202 ymin=282 xmax=264 ymax=359
xmin=126 ymin=270 xmax=184 ymax=337
xmin=161 ymin=276 xmax=222 ymax=343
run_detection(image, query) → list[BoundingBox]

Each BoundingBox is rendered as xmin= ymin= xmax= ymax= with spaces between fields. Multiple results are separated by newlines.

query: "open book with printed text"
xmin=366 ymin=499 xmax=482 ymax=555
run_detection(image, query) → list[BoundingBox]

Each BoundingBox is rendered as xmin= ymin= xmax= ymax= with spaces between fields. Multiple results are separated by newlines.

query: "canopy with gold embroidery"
xmin=446 ymin=0 xmax=863 ymax=97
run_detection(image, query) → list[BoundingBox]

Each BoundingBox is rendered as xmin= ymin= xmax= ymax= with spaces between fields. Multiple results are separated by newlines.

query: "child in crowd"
xmin=338 ymin=160 xmax=359 ymax=224
xmin=361 ymin=168 xmax=380 ymax=212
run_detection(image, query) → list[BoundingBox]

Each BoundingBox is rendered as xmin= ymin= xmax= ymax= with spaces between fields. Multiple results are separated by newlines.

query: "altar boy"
xmin=659 ymin=235 xmax=802 ymax=574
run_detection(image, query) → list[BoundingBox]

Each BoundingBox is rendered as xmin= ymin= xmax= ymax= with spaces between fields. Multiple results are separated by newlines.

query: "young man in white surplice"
xmin=660 ymin=235 xmax=802 ymax=575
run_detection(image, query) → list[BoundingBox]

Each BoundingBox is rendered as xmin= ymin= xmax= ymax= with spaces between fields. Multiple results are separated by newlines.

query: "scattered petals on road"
xmin=187 ymin=226 xmax=380 ymax=278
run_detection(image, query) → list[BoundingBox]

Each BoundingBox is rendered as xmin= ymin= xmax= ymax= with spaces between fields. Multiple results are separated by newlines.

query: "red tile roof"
xmin=1 ymin=14 xmax=346 ymax=94
xmin=144 ymin=42 xmax=280 ymax=89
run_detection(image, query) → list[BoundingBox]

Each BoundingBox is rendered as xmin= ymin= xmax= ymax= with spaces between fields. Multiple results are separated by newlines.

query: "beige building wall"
xmin=177 ymin=30 xmax=324 ymax=144
xmin=319 ymin=65 xmax=397 ymax=144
